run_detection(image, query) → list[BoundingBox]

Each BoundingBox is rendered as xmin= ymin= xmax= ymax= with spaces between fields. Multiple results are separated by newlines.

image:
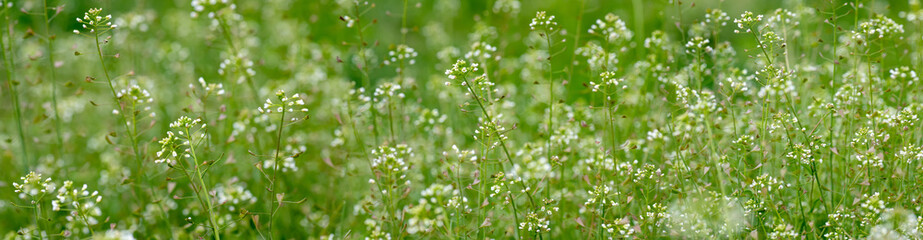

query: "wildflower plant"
xmin=9 ymin=1 xmax=923 ymax=239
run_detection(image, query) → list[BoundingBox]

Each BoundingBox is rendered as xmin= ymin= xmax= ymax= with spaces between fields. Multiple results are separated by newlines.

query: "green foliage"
xmin=4 ymin=0 xmax=923 ymax=239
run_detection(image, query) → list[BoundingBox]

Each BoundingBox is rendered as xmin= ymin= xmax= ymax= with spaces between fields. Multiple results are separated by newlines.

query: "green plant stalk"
xmin=460 ymin=75 xmax=538 ymax=239
xmin=267 ymin=105 xmax=286 ymax=239
xmin=94 ymin=29 xmax=145 ymax=184
xmin=1 ymin=5 xmax=28 ymax=169
xmin=543 ymin=29 xmax=555 ymax=202
xmin=43 ymin=0 xmax=64 ymax=166
xmin=186 ymin=127 xmax=221 ymax=240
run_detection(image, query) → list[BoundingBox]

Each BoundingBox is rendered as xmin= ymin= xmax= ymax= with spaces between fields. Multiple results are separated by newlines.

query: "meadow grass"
xmin=4 ymin=0 xmax=923 ymax=239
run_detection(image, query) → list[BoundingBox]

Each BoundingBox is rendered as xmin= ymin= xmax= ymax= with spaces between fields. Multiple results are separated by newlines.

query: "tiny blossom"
xmin=492 ymin=0 xmax=520 ymax=14
xmin=704 ymin=9 xmax=731 ymax=26
xmin=589 ymin=71 xmax=627 ymax=100
xmin=588 ymin=13 xmax=633 ymax=42
xmin=116 ymin=84 xmax=155 ymax=117
xmin=214 ymin=180 xmax=256 ymax=212
xmin=854 ymin=15 xmax=904 ymax=42
xmin=373 ymin=82 xmax=405 ymax=102
xmin=749 ymin=173 xmax=789 ymax=195
xmin=464 ymin=41 xmax=497 ymax=61
xmin=218 ymin=53 xmax=256 ymax=83
xmin=860 ymin=192 xmax=887 ymax=226
xmin=370 ymin=144 xmax=413 ymax=175
xmin=733 ymin=134 xmax=756 ymax=151
xmin=785 ymin=142 xmax=823 ymax=164
xmin=191 ymin=77 xmax=226 ymax=96
xmin=190 ymin=0 xmax=236 ymax=19
xmin=519 ymin=199 xmax=558 ymax=233
xmin=768 ymin=221 xmax=799 ymax=239
xmin=383 ymin=44 xmax=418 ymax=67
xmin=685 ymin=36 xmax=712 ymax=54
xmin=834 ymin=84 xmax=861 ymax=108
xmin=529 ymin=11 xmax=558 ymax=32
xmin=53 ymin=181 xmax=103 ymax=226
xmin=156 ymin=116 xmax=206 ymax=165
xmin=733 ymin=11 xmax=763 ymax=33
xmin=257 ymin=90 xmax=310 ymax=121
xmin=13 ymin=172 xmax=56 ymax=200
xmin=890 ymin=66 xmax=919 ymax=86
xmin=585 ymin=184 xmax=619 ymax=209
xmin=444 ymin=59 xmax=480 ymax=83
xmin=74 ymin=8 xmax=116 ymax=35
xmin=576 ymin=42 xmax=618 ymax=71
xmin=339 ymin=15 xmax=355 ymax=28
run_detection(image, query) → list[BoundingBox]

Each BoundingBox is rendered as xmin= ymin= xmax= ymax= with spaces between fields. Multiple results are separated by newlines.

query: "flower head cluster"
xmin=785 ymin=142 xmax=822 ymax=164
xmin=733 ymin=11 xmax=763 ymax=33
xmin=705 ymin=9 xmax=731 ymax=27
xmin=890 ymin=66 xmax=919 ymax=86
xmin=218 ymin=53 xmax=256 ymax=83
xmin=685 ymin=36 xmax=712 ymax=55
xmin=73 ymin=8 xmax=116 ymax=35
xmin=405 ymin=183 xmax=468 ymax=234
xmin=190 ymin=0 xmax=236 ymax=19
xmin=444 ymin=59 xmax=480 ymax=82
xmin=190 ymin=77 xmax=226 ymax=97
xmin=474 ymin=116 xmax=509 ymax=150
xmin=13 ymin=172 xmax=55 ymax=201
xmin=520 ymin=199 xmax=558 ymax=233
xmin=156 ymin=116 xmax=206 ymax=165
xmin=465 ymin=41 xmax=498 ymax=61
xmin=370 ymin=144 xmax=413 ymax=174
xmin=749 ymin=173 xmax=789 ymax=195
xmin=258 ymin=90 xmax=309 ymax=121
xmin=529 ymin=11 xmax=558 ymax=32
xmin=214 ymin=179 xmax=256 ymax=212
xmin=588 ymin=13 xmax=633 ymax=42
xmin=576 ymin=42 xmax=618 ymax=71
xmin=115 ymin=84 xmax=155 ymax=117
xmin=589 ymin=71 xmax=627 ymax=99
xmin=52 ymin=181 xmax=103 ymax=226
xmin=384 ymin=44 xmax=418 ymax=67
xmin=860 ymin=192 xmax=886 ymax=226
xmin=492 ymin=0 xmax=521 ymax=15
xmin=373 ymin=82 xmax=405 ymax=103
xmin=585 ymin=184 xmax=619 ymax=210
xmin=855 ymin=15 xmax=904 ymax=42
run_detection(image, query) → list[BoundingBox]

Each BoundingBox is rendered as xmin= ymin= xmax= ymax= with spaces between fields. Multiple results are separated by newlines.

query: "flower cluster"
xmin=370 ymin=144 xmax=413 ymax=175
xmin=464 ymin=41 xmax=497 ymax=61
xmin=384 ymin=44 xmax=418 ymax=67
xmin=218 ymin=53 xmax=256 ymax=83
xmin=190 ymin=77 xmax=226 ymax=97
xmin=190 ymin=0 xmax=236 ymax=19
xmin=855 ymin=15 xmax=904 ymax=41
xmin=373 ymin=82 xmax=405 ymax=103
xmin=13 ymin=172 xmax=55 ymax=201
xmin=705 ymin=9 xmax=731 ymax=27
xmin=529 ymin=11 xmax=558 ymax=32
xmin=115 ymin=84 xmax=155 ymax=117
xmin=685 ymin=36 xmax=712 ymax=55
xmin=589 ymin=71 xmax=627 ymax=99
xmin=733 ymin=11 xmax=763 ymax=33
xmin=73 ymin=8 xmax=116 ymax=35
xmin=214 ymin=179 xmax=256 ymax=212
xmin=749 ymin=173 xmax=789 ymax=195
xmin=258 ymin=90 xmax=309 ymax=121
xmin=53 ymin=181 xmax=103 ymax=228
xmin=444 ymin=59 xmax=480 ymax=82
xmin=156 ymin=116 xmax=206 ymax=165
xmin=588 ymin=13 xmax=633 ymax=42
xmin=890 ymin=66 xmax=919 ymax=86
